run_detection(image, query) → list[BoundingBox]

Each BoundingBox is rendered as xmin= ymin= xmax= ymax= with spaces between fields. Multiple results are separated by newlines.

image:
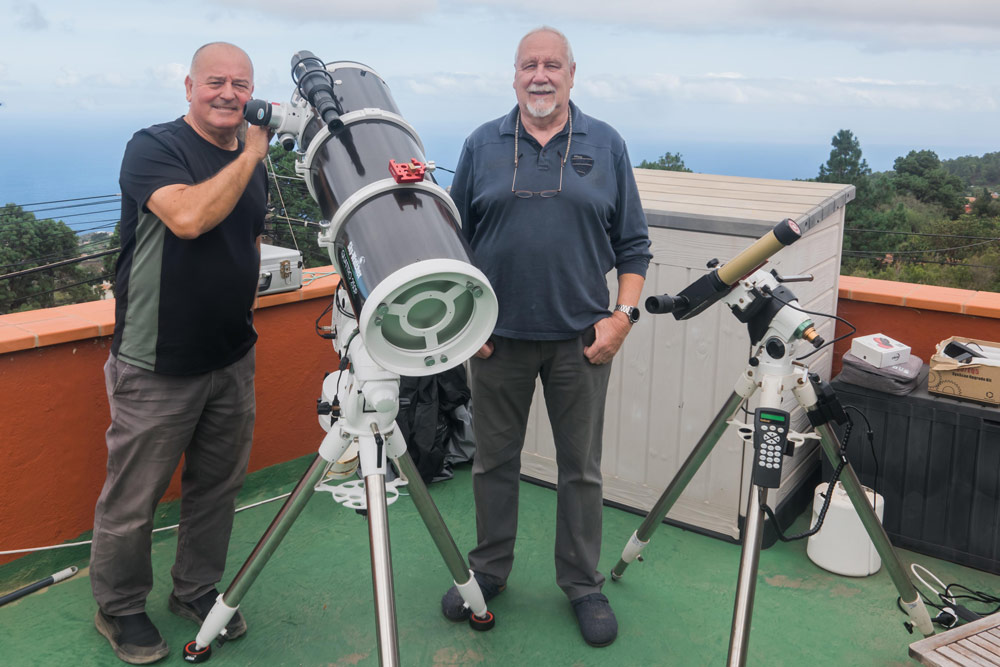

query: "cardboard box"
xmin=928 ymin=336 xmax=1000 ymax=406
xmin=850 ymin=333 xmax=911 ymax=368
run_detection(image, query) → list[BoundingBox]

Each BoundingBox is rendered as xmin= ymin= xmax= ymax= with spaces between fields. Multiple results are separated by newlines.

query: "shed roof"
xmin=634 ymin=168 xmax=855 ymax=239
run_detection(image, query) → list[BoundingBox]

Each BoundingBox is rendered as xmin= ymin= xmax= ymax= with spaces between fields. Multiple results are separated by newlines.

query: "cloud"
xmin=201 ymin=0 xmax=439 ymax=21
xmin=461 ymin=0 xmax=1000 ymax=51
xmin=54 ymin=68 xmax=80 ymax=88
xmin=399 ymin=72 xmax=509 ymax=97
xmin=13 ymin=1 xmax=48 ymax=30
xmin=404 ymin=69 xmax=999 ymax=115
xmin=50 ymin=64 xmax=187 ymax=92
xmin=151 ymin=63 xmax=186 ymax=89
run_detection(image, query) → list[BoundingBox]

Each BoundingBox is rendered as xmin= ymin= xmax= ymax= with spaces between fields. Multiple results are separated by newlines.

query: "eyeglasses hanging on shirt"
xmin=511 ymin=112 xmax=572 ymax=199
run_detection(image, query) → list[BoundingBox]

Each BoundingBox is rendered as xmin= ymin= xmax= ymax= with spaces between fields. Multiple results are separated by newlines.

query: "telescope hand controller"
xmin=751 ymin=407 xmax=790 ymax=488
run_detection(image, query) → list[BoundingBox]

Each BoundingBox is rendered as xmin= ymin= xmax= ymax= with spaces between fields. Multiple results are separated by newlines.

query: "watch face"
xmin=617 ymin=305 xmax=638 ymax=323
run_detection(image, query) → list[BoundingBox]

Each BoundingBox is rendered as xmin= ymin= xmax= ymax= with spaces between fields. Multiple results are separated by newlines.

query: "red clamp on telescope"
xmin=388 ymin=159 xmax=427 ymax=183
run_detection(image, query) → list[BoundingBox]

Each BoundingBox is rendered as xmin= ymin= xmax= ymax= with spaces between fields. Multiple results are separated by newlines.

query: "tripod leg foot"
xmin=182 ymin=640 xmax=212 ymax=663
xmin=469 ymin=611 xmax=495 ymax=631
xmin=901 ymin=593 xmax=935 ymax=637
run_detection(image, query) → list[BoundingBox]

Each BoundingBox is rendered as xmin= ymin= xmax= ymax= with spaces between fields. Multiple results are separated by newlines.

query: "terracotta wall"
xmin=0 ymin=274 xmax=340 ymax=565
xmin=3 ymin=272 xmax=1000 ymax=566
xmin=832 ymin=276 xmax=1000 ymax=376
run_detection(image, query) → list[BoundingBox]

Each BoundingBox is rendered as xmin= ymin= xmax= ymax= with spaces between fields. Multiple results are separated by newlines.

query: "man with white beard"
xmin=440 ymin=26 xmax=651 ymax=647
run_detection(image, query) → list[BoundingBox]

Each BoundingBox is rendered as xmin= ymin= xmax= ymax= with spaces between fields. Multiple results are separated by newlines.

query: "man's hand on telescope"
xmin=245 ymin=124 xmax=274 ymax=161
xmin=584 ymin=314 xmax=630 ymax=365
xmin=148 ymin=125 xmax=274 ymax=240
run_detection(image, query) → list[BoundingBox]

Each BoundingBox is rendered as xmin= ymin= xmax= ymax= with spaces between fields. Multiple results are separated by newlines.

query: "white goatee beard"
xmin=525 ymin=99 xmax=556 ymax=118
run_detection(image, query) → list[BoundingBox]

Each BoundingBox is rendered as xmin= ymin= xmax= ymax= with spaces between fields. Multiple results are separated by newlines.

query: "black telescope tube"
xmin=291 ymin=51 xmax=344 ymax=131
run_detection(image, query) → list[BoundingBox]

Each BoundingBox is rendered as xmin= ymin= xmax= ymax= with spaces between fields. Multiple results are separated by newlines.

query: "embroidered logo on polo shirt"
xmin=570 ymin=154 xmax=594 ymax=176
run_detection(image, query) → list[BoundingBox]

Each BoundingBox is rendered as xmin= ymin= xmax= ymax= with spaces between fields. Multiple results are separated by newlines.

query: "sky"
xmin=1 ymin=0 xmax=999 ymax=207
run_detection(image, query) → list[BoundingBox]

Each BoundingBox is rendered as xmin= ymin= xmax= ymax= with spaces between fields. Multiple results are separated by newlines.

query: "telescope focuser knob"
xmin=317 ymin=399 xmax=332 ymax=415
xmin=706 ymin=258 xmax=720 ymax=268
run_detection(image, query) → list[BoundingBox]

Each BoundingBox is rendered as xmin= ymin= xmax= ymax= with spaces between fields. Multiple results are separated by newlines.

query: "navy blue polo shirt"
xmin=451 ymin=102 xmax=651 ymax=340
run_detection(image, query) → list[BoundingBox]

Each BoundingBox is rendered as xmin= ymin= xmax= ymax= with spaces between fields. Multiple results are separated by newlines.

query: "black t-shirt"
xmin=111 ymin=117 xmax=267 ymax=375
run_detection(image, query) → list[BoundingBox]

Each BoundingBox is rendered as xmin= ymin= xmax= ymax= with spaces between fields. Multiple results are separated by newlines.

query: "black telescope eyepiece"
xmin=291 ymin=50 xmax=344 ymax=131
xmin=646 ymin=294 xmax=688 ymax=315
xmin=244 ymin=99 xmax=273 ymax=126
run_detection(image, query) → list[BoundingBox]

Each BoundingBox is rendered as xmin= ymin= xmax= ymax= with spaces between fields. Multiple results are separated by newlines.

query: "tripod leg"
xmin=727 ymin=486 xmax=768 ymax=667
xmin=184 ymin=432 xmax=351 ymax=661
xmin=812 ymin=422 xmax=934 ymax=637
xmin=612 ymin=390 xmax=747 ymax=579
xmin=394 ymin=451 xmax=494 ymax=630
xmin=365 ymin=471 xmax=401 ymax=667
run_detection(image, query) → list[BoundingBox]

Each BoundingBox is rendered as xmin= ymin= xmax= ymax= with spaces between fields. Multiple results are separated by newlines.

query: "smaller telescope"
xmin=645 ymin=218 xmax=802 ymax=320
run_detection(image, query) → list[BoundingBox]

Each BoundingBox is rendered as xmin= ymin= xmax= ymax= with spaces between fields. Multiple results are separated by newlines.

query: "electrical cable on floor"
xmin=897 ymin=563 xmax=998 ymax=629
xmin=0 ymin=491 xmax=294 ymax=556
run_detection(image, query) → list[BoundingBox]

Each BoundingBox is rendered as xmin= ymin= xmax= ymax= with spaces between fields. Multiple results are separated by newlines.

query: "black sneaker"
xmin=571 ymin=592 xmax=618 ymax=647
xmin=440 ymin=572 xmax=506 ymax=621
xmin=94 ymin=609 xmax=169 ymax=665
xmin=168 ymin=589 xmax=247 ymax=640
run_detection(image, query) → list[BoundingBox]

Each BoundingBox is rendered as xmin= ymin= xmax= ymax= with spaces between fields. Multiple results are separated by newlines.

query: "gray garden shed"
xmin=520 ymin=168 xmax=856 ymax=540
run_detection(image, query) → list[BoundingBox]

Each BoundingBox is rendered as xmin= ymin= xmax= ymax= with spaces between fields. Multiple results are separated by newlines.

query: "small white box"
xmin=850 ymin=333 xmax=911 ymax=368
xmin=258 ymin=244 xmax=303 ymax=295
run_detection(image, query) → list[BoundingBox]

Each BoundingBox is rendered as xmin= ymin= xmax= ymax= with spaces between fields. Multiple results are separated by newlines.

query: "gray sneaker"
xmin=440 ymin=572 xmax=506 ymax=621
xmin=94 ymin=609 xmax=169 ymax=665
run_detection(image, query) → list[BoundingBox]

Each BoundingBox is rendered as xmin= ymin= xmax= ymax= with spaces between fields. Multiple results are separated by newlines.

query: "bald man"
xmin=90 ymin=42 xmax=272 ymax=664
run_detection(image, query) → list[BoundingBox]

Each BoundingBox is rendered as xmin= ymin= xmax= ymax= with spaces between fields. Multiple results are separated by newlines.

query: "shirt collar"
xmin=499 ymin=100 xmax=587 ymax=137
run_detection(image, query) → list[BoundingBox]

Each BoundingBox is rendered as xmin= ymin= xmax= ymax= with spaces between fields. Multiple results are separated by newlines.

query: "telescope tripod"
xmin=181 ymin=335 xmax=493 ymax=666
xmin=610 ymin=350 xmax=934 ymax=665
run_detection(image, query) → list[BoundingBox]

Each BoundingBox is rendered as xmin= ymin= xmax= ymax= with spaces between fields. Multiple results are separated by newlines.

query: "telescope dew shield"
xmin=300 ymin=61 xmax=497 ymax=376
xmin=666 ymin=218 xmax=802 ymax=320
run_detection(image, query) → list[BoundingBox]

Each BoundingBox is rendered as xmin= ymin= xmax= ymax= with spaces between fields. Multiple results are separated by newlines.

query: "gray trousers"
xmin=468 ymin=334 xmax=612 ymax=601
xmin=90 ymin=351 xmax=256 ymax=615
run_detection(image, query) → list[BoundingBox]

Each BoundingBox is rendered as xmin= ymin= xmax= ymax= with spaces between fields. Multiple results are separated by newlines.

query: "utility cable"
xmin=0 ymin=248 xmax=120 ymax=282
xmin=841 ymin=253 xmax=999 ymax=270
xmin=13 ymin=197 xmax=121 ymax=216
xmin=0 ymin=273 xmax=112 ymax=308
xmin=0 ymin=237 xmax=117 ymax=272
xmin=5 ymin=194 xmax=120 ymax=208
xmin=0 ymin=207 xmax=120 ymax=225
xmin=844 ymin=239 xmax=998 ymax=256
xmin=845 ymin=228 xmax=1000 ymax=242
xmin=267 ymin=154 xmax=300 ymax=253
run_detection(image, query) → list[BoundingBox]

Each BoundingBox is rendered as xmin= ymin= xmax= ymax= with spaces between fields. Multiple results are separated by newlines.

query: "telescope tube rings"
xmin=301 ymin=61 xmax=498 ymax=376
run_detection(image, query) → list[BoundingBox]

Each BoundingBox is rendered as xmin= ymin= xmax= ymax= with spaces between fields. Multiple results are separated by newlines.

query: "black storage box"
xmin=828 ymin=366 xmax=1000 ymax=574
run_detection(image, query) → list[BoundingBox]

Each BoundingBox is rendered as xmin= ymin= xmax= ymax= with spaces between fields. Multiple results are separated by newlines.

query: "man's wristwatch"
xmin=614 ymin=304 xmax=640 ymax=325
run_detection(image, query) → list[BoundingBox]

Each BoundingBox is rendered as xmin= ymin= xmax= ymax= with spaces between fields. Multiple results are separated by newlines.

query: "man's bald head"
xmin=190 ymin=42 xmax=254 ymax=80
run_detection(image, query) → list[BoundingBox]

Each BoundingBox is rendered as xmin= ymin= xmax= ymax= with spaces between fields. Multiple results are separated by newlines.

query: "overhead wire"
xmin=0 ymin=248 xmax=121 ymax=282
xmin=0 ymin=272 xmax=112 ymax=308
xmin=266 ymin=154 xmax=301 ymax=253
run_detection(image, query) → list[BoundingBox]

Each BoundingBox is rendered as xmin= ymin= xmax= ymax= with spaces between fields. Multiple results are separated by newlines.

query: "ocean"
xmin=0 ymin=121 xmax=987 ymax=233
